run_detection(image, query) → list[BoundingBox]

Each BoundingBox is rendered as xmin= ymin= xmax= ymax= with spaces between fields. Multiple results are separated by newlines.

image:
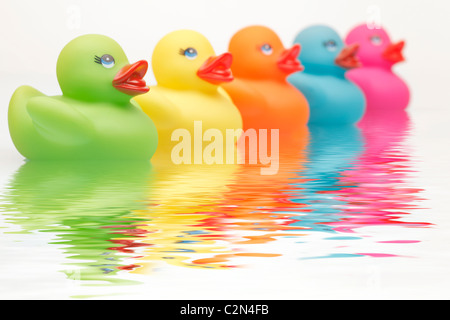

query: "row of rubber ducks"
xmin=8 ymin=23 xmax=409 ymax=161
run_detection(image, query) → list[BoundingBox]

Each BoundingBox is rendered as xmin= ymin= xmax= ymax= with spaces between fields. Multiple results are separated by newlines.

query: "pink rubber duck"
xmin=345 ymin=24 xmax=410 ymax=114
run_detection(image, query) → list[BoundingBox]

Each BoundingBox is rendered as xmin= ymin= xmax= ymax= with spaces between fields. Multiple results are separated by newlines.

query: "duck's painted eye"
xmin=324 ymin=40 xmax=338 ymax=52
xmin=95 ymin=54 xmax=115 ymax=68
xmin=370 ymin=35 xmax=383 ymax=46
xmin=260 ymin=44 xmax=273 ymax=55
xmin=182 ymin=47 xmax=198 ymax=60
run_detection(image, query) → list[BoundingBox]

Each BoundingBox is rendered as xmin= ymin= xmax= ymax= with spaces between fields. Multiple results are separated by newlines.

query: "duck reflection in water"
xmin=282 ymin=108 xmax=430 ymax=259
xmin=327 ymin=109 xmax=431 ymax=234
xmin=1 ymin=160 xmax=154 ymax=285
xmin=287 ymin=124 xmax=364 ymax=233
xmin=128 ymin=161 xmax=241 ymax=271
xmin=127 ymin=126 xmax=311 ymax=271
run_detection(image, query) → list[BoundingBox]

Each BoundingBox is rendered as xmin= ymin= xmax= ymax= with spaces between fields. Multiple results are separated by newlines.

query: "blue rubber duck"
xmin=288 ymin=25 xmax=366 ymax=126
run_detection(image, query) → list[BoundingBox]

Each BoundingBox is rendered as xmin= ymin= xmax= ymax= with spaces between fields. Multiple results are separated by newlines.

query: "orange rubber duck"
xmin=222 ymin=25 xmax=309 ymax=138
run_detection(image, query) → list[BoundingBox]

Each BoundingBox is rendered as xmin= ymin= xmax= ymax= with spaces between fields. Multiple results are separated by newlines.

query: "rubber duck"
xmin=8 ymin=34 xmax=158 ymax=161
xmin=133 ymin=29 xmax=243 ymax=163
xmin=221 ymin=25 xmax=309 ymax=137
xmin=288 ymin=25 xmax=366 ymax=125
xmin=345 ymin=24 xmax=410 ymax=113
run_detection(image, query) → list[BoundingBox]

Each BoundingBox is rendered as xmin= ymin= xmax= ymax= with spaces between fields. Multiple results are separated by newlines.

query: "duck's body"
xmin=9 ymin=86 xmax=156 ymax=160
xmin=289 ymin=72 xmax=365 ymax=125
xmin=135 ymin=85 xmax=241 ymax=153
xmin=288 ymin=25 xmax=365 ymax=126
xmin=345 ymin=24 xmax=409 ymax=112
xmin=221 ymin=25 xmax=309 ymax=136
xmin=224 ymin=78 xmax=307 ymax=132
xmin=346 ymin=66 xmax=409 ymax=112
xmin=133 ymin=30 xmax=242 ymax=161
xmin=8 ymin=34 xmax=157 ymax=161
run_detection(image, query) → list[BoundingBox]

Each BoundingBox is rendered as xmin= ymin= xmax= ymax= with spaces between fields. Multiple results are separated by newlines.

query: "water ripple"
xmin=0 ymin=110 xmax=431 ymax=285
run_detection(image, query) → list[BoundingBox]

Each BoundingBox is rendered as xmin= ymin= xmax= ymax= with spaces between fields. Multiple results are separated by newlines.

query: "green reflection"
xmin=1 ymin=160 xmax=154 ymax=285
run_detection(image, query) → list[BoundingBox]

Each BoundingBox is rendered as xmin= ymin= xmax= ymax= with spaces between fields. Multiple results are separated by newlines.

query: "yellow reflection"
xmin=126 ymin=127 xmax=310 ymax=273
xmin=128 ymin=160 xmax=241 ymax=271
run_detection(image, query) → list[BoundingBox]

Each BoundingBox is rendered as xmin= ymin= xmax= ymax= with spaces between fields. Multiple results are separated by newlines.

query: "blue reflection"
xmin=286 ymin=124 xmax=364 ymax=233
xmin=300 ymin=253 xmax=363 ymax=260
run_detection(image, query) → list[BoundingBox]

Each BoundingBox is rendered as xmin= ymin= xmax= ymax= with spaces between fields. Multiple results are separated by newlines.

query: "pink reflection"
xmin=357 ymin=253 xmax=404 ymax=258
xmin=325 ymin=110 xmax=431 ymax=233
xmin=378 ymin=240 xmax=421 ymax=244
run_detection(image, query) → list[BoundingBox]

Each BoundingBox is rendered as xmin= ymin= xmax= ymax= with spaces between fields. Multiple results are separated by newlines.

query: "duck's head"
xmin=56 ymin=34 xmax=149 ymax=104
xmin=152 ymin=29 xmax=233 ymax=92
xmin=228 ymin=25 xmax=304 ymax=81
xmin=293 ymin=25 xmax=361 ymax=75
xmin=345 ymin=24 xmax=405 ymax=69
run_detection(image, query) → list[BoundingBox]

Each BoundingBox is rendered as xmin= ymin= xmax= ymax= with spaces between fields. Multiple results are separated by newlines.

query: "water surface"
xmin=0 ymin=109 xmax=434 ymax=297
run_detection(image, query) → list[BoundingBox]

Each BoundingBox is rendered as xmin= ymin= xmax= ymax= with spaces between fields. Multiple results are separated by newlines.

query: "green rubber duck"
xmin=8 ymin=34 xmax=158 ymax=161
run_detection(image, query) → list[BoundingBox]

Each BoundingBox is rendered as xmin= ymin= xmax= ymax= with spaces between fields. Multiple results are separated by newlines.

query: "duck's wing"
xmin=26 ymin=96 xmax=95 ymax=145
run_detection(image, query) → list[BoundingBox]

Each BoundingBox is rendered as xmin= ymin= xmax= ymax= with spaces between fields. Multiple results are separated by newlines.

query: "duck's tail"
xmin=8 ymin=86 xmax=45 ymax=157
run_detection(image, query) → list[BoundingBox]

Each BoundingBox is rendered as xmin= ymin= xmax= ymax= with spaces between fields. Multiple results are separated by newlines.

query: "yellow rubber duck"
xmin=133 ymin=30 xmax=243 ymax=164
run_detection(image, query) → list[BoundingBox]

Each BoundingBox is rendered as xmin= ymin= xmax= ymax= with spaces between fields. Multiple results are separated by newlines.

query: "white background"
xmin=1 ymin=0 xmax=450 ymax=300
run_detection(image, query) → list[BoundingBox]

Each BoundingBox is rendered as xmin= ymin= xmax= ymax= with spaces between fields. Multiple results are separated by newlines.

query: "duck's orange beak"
xmin=113 ymin=60 xmax=150 ymax=96
xmin=197 ymin=53 xmax=234 ymax=85
xmin=277 ymin=44 xmax=304 ymax=73
xmin=335 ymin=44 xmax=361 ymax=69
xmin=383 ymin=41 xmax=405 ymax=63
